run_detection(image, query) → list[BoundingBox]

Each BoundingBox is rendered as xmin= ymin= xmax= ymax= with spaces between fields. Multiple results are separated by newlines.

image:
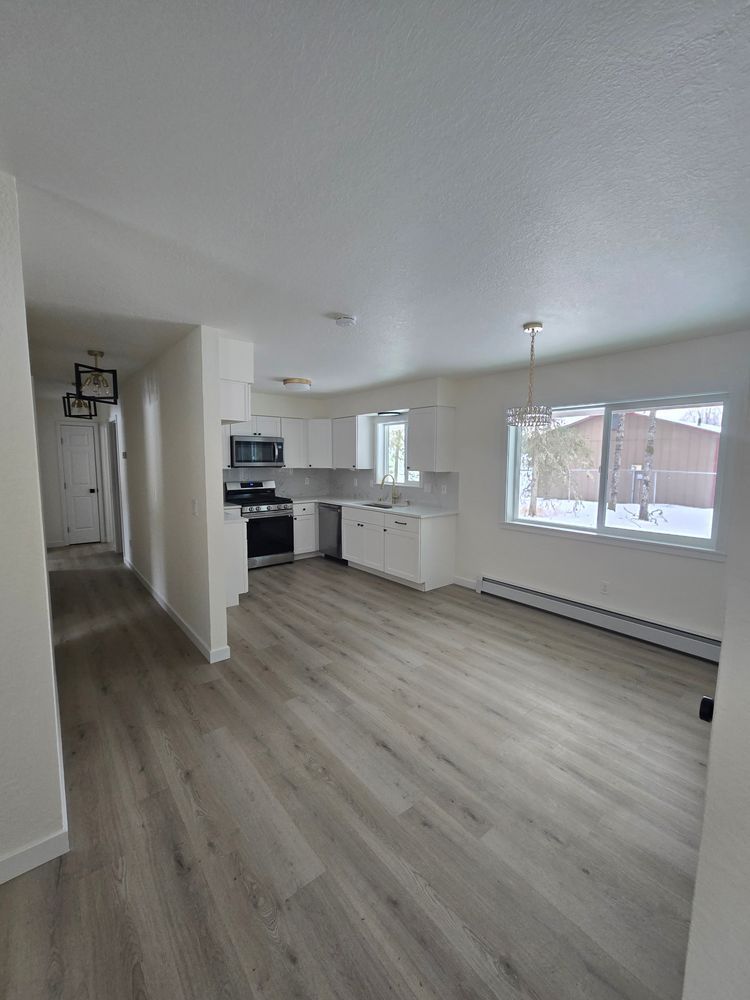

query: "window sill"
xmin=503 ymin=518 xmax=726 ymax=562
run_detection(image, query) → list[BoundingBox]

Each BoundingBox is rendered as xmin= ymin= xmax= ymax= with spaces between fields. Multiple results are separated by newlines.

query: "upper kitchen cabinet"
xmin=219 ymin=337 xmax=254 ymax=383
xmin=333 ymin=415 xmax=373 ymax=469
xmin=407 ymin=406 xmax=456 ymax=472
xmin=220 ymin=379 xmax=252 ymax=423
xmin=306 ymin=418 xmax=333 ymax=468
xmin=281 ymin=417 xmax=307 ymax=468
xmin=219 ymin=337 xmax=254 ymax=423
xmin=254 ymin=415 xmax=281 ymax=437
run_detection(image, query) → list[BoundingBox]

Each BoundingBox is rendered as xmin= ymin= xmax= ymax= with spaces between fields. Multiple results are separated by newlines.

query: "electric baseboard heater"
xmin=477 ymin=576 xmax=721 ymax=663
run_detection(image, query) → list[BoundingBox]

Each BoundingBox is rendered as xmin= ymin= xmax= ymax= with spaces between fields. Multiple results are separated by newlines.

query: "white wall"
xmin=119 ymin=326 xmax=228 ymax=662
xmin=454 ymin=331 xmax=750 ymax=640
xmin=0 ymin=170 xmax=67 ymax=883
xmin=34 ymin=396 xmax=67 ymax=546
xmin=682 ymin=392 xmax=750 ymax=999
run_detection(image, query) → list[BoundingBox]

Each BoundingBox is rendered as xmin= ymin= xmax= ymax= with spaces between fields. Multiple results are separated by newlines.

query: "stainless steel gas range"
xmin=224 ymin=480 xmax=294 ymax=569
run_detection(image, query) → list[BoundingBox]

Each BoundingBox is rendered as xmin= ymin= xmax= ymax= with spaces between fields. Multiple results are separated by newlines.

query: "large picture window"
xmin=507 ymin=397 xmax=726 ymax=549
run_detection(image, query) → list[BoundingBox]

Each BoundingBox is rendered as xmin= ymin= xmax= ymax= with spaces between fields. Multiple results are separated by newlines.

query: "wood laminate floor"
xmin=0 ymin=544 xmax=716 ymax=1000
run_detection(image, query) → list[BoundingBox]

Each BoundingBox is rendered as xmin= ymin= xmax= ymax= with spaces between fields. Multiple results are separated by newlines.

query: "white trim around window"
xmin=505 ymin=393 xmax=730 ymax=554
xmin=376 ymin=415 xmax=422 ymax=487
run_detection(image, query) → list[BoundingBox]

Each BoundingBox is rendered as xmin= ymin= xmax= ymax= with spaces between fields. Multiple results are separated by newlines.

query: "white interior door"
xmin=61 ymin=424 xmax=101 ymax=544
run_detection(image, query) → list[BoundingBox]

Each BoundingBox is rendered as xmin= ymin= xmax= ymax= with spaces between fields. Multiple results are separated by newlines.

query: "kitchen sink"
xmin=362 ymin=502 xmax=393 ymax=509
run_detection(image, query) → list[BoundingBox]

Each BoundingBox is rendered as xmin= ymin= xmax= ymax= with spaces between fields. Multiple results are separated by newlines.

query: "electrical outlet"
xmin=600 ymin=581 xmax=609 ymax=595
xmin=191 ymin=498 xmax=199 ymax=517
xmin=441 ymin=484 xmax=448 ymax=494
xmin=353 ymin=477 xmax=358 ymax=486
xmin=305 ymin=477 xmax=310 ymax=485
xmin=424 ymin=482 xmax=432 ymax=494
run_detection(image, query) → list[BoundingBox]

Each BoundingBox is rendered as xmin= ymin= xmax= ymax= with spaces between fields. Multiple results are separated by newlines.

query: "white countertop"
xmin=291 ymin=497 xmax=458 ymax=519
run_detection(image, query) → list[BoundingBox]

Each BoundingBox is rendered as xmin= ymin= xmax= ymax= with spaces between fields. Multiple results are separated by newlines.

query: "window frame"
xmin=376 ymin=416 xmax=421 ymax=487
xmin=506 ymin=393 xmax=730 ymax=553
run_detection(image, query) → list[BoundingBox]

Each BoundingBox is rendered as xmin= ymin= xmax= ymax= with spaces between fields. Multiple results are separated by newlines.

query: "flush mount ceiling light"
xmin=506 ymin=321 xmax=552 ymax=429
xmin=282 ymin=377 xmax=312 ymax=392
xmin=75 ymin=350 xmax=119 ymax=404
xmin=334 ymin=313 xmax=356 ymax=327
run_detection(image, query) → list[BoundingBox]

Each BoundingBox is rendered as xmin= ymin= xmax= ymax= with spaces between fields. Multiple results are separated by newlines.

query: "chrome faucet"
xmin=380 ymin=474 xmax=400 ymax=505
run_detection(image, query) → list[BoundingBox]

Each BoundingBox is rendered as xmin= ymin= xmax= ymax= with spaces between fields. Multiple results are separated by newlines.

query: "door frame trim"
xmin=56 ymin=419 xmax=105 ymax=546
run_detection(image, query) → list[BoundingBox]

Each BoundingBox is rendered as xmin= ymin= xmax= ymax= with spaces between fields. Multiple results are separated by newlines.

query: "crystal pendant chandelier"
xmin=506 ymin=321 xmax=552 ymax=428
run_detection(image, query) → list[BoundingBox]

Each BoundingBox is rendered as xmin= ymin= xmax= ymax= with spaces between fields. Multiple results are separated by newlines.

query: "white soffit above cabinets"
xmin=1 ymin=0 xmax=748 ymax=392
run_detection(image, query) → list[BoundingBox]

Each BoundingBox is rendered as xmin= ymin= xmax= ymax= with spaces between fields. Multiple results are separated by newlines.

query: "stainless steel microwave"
xmin=230 ymin=436 xmax=284 ymax=468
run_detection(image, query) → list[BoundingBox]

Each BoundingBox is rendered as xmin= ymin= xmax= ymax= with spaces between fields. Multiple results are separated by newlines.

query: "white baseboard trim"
xmin=479 ymin=576 xmax=721 ymax=662
xmin=0 ymin=828 xmax=69 ymax=885
xmin=452 ymin=575 xmax=477 ymax=590
xmin=125 ymin=558 xmax=224 ymax=664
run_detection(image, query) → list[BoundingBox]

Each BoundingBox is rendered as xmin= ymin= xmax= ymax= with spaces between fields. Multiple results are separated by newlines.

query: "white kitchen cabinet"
xmin=220 ymin=380 xmax=252 ymax=423
xmin=362 ymin=522 xmax=385 ymax=570
xmin=229 ymin=415 xmax=281 ymax=436
xmin=221 ymin=423 xmax=232 ymax=468
xmin=282 ymin=417 xmax=307 ymax=468
xmin=342 ymin=519 xmax=364 ymax=564
xmin=342 ymin=518 xmax=383 ymax=570
xmin=407 ymin=406 xmax=455 ymax=473
xmin=333 ymin=415 xmax=373 ymax=470
xmin=219 ymin=338 xmax=254 ymax=424
xmin=293 ymin=513 xmax=317 ymax=555
xmin=254 ymin=415 xmax=281 ymax=437
xmin=342 ymin=506 xmax=384 ymax=571
xmin=219 ymin=338 xmax=254 ymax=384
xmin=306 ymin=418 xmax=333 ymax=468
xmin=384 ymin=528 xmax=421 ymax=582
xmin=292 ymin=501 xmax=317 ymax=516
xmin=341 ymin=505 xmax=455 ymax=590
xmin=224 ymin=518 xmax=248 ymax=607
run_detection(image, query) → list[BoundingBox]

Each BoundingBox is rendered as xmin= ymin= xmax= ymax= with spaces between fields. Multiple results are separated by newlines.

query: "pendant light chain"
xmin=506 ymin=321 xmax=552 ymax=428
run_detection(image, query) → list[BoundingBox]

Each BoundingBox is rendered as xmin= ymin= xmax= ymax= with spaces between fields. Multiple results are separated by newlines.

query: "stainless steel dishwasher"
xmin=318 ymin=503 xmax=345 ymax=560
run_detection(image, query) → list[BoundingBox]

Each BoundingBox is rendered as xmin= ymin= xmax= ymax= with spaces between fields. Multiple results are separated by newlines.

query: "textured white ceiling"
xmin=2 ymin=0 xmax=748 ymax=393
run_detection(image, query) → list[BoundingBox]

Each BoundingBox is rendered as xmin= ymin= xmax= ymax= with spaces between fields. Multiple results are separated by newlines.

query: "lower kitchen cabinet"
xmin=342 ymin=518 xmax=384 ymax=570
xmin=293 ymin=504 xmax=318 ymax=555
xmin=384 ymin=528 xmax=420 ymax=582
xmin=224 ymin=518 xmax=248 ymax=607
xmin=341 ymin=506 xmax=455 ymax=590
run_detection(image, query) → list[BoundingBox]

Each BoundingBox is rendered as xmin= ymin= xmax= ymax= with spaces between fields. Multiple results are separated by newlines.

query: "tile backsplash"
xmin=331 ymin=470 xmax=459 ymax=509
xmin=223 ymin=466 xmax=459 ymax=508
xmin=222 ymin=466 xmax=330 ymax=498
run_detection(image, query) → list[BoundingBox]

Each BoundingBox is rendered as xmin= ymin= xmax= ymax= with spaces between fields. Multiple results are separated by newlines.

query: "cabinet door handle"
xmin=394 ymin=520 xmax=407 ymax=526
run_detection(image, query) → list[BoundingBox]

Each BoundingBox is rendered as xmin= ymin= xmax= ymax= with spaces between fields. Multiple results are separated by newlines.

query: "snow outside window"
xmin=507 ymin=398 xmax=726 ymax=550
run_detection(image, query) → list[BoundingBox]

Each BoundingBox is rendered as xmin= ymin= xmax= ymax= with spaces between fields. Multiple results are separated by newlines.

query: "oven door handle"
xmin=243 ymin=511 xmax=293 ymax=521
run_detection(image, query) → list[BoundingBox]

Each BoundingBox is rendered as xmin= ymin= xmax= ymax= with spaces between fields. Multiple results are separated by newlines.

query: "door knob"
xmin=89 ymin=488 xmax=96 ymax=494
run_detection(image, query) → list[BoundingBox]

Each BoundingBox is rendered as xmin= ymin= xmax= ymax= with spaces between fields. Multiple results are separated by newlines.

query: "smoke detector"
xmin=282 ymin=377 xmax=312 ymax=392
xmin=334 ymin=313 xmax=357 ymax=328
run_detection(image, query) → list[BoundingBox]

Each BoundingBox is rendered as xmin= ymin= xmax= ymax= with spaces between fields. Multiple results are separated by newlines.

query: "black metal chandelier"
xmin=62 ymin=387 xmax=98 ymax=419
xmin=75 ymin=350 xmax=119 ymax=404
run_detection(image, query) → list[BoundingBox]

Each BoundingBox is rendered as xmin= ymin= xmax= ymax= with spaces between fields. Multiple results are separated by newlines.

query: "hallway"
xmin=0 ymin=544 xmax=715 ymax=999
